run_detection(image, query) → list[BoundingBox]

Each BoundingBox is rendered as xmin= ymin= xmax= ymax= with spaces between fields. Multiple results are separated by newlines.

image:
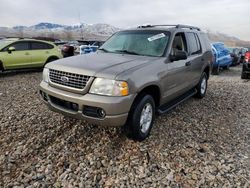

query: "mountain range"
xmin=0 ymin=22 xmax=120 ymax=41
xmin=0 ymin=22 xmax=249 ymax=47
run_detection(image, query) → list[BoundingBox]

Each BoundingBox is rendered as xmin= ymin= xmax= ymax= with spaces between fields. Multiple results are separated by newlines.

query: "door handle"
xmin=45 ymin=51 xmax=49 ymax=54
xmin=185 ymin=61 xmax=191 ymax=66
xmin=25 ymin=52 xmax=30 ymax=55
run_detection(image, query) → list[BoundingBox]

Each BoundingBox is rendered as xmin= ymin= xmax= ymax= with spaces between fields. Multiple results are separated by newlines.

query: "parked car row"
xmin=227 ymin=47 xmax=248 ymax=65
xmin=210 ymin=42 xmax=249 ymax=75
xmin=60 ymin=40 xmax=104 ymax=57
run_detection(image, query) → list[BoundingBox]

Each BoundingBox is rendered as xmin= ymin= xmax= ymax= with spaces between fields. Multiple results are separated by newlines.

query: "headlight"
xmin=89 ymin=78 xmax=129 ymax=96
xmin=43 ymin=68 xmax=49 ymax=83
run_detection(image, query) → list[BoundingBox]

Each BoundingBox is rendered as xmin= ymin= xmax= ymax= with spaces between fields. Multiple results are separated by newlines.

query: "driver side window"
xmin=4 ymin=42 xmax=29 ymax=51
xmin=171 ymin=33 xmax=187 ymax=55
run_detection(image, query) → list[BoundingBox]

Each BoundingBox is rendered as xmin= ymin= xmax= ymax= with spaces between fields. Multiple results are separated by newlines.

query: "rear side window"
xmin=186 ymin=33 xmax=202 ymax=55
xmin=31 ymin=42 xmax=54 ymax=50
xmin=7 ymin=42 xmax=29 ymax=51
xmin=200 ymin=33 xmax=212 ymax=50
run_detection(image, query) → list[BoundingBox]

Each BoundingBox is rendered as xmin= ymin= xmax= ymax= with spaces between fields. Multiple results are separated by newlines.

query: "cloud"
xmin=0 ymin=0 xmax=249 ymax=40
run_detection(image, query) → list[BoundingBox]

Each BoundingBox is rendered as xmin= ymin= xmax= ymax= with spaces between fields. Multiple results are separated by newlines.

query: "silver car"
xmin=40 ymin=24 xmax=213 ymax=141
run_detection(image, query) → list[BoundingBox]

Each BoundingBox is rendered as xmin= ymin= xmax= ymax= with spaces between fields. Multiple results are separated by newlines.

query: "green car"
xmin=0 ymin=38 xmax=63 ymax=71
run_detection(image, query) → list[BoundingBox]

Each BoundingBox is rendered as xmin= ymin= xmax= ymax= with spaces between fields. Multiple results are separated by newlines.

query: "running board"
xmin=158 ymin=88 xmax=197 ymax=114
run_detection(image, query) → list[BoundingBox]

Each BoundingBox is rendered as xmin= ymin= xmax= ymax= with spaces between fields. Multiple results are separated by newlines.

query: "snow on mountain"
xmin=30 ymin=22 xmax=66 ymax=30
xmin=0 ymin=22 xmax=120 ymax=37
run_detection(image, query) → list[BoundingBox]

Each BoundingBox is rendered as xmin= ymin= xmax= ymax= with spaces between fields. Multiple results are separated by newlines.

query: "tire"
xmin=212 ymin=65 xmax=220 ymax=75
xmin=125 ymin=94 xmax=155 ymax=141
xmin=241 ymin=71 xmax=248 ymax=79
xmin=194 ymin=72 xmax=208 ymax=99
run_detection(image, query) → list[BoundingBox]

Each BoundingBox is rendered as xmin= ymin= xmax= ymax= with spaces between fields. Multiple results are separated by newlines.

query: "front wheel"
xmin=194 ymin=72 xmax=208 ymax=99
xmin=125 ymin=94 xmax=155 ymax=141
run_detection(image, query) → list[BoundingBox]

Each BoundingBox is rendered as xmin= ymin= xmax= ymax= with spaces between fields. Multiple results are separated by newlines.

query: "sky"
xmin=0 ymin=0 xmax=249 ymax=40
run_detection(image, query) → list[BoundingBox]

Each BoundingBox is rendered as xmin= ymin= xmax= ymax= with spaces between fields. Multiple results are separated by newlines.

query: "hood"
xmin=46 ymin=52 xmax=157 ymax=79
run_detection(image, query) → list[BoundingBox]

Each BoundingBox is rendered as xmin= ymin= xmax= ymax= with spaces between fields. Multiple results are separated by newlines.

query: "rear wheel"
xmin=125 ymin=94 xmax=155 ymax=141
xmin=195 ymin=72 xmax=208 ymax=99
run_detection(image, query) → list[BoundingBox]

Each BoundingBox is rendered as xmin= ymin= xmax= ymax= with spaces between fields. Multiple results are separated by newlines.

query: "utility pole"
xmin=78 ymin=11 xmax=84 ymax=41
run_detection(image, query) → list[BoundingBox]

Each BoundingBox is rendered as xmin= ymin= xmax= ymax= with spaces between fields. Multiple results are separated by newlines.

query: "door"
xmin=185 ymin=32 xmax=203 ymax=86
xmin=1 ymin=41 xmax=31 ymax=69
xmin=30 ymin=41 xmax=53 ymax=67
xmin=162 ymin=32 xmax=191 ymax=103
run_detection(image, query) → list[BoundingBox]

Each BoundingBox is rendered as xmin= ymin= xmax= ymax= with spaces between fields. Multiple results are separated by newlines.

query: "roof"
xmin=135 ymin=24 xmax=201 ymax=32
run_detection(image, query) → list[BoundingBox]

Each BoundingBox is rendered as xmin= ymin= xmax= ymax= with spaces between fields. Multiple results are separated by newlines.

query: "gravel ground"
xmin=0 ymin=66 xmax=249 ymax=188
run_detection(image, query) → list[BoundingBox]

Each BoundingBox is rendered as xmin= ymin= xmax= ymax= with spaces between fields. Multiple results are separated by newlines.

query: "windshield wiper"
xmin=115 ymin=49 xmax=140 ymax=55
xmin=98 ymin=48 xmax=110 ymax=53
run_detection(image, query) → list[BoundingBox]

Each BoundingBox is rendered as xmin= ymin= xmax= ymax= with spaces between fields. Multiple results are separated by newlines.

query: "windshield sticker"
xmin=148 ymin=33 xmax=166 ymax=42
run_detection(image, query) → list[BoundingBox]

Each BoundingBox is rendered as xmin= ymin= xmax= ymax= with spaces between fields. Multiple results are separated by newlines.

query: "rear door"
xmin=30 ymin=41 xmax=53 ymax=67
xmin=1 ymin=41 xmax=31 ymax=69
xmin=185 ymin=32 xmax=203 ymax=86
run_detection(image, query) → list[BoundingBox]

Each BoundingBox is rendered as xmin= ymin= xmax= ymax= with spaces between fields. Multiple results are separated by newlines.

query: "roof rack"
xmin=138 ymin=24 xmax=201 ymax=31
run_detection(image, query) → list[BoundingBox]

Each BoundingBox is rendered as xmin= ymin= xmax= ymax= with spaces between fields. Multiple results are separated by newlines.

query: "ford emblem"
xmin=61 ymin=76 xmax=69 ymax=83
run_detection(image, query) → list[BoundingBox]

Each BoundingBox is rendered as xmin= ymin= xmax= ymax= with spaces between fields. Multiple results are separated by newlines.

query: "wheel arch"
xmin=203 ymin=65 xmax=210 ymax=79
xmin=133 ymin=85 xmax=161 ymax=109
xmin=46 ymin=55 xmax=59 ymax=63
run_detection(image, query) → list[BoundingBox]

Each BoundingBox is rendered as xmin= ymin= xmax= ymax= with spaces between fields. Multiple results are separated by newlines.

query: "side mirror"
xmin=8 ymin=46 xmax=16 ymax=53
xmin=170 ymin=50 xmax=188 ymax=62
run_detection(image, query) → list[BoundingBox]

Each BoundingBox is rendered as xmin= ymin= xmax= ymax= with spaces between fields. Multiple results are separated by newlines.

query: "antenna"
xmin=78 ymin=11 xmax=84 ymax=40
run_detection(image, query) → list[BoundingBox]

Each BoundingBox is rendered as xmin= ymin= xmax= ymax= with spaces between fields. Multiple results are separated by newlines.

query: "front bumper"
xmin=39 ymin=81 xmax=136 ymax=127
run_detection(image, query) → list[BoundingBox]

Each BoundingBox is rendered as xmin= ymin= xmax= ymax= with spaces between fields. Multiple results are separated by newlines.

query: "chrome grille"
xmin=49 ymin=69 xmax=90 ymax=90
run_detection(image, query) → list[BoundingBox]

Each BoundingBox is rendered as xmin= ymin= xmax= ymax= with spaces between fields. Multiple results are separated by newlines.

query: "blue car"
xmin=212 ymin=42 xmax=232 ymax=75
xmin=80 ymin=41 xmax=104 ymax=55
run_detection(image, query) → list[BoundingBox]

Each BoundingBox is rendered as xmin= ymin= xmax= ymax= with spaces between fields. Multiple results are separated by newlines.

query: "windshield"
xmin=100 ymin=30 xmax=170 ymax=57
xmin=0 ymin=39 xmax=13 ymax=50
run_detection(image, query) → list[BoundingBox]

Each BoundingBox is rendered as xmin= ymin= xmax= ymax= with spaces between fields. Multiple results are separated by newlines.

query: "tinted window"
xmin=9 ymin=42 xmax=29 ymax=51
xmin=195 ymin=34 xmax=202 ymax=52
xmin=31 ymin=42 xmax=53 ymax=50
xmin=186 ymin=33 xmax=201 ymax=55
xmin=200 ymin=33 xmax=212 ymax=50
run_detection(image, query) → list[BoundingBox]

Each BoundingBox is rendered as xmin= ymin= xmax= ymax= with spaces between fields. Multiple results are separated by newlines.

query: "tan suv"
xmin=40 ymin=25 xmax=212 ymax=141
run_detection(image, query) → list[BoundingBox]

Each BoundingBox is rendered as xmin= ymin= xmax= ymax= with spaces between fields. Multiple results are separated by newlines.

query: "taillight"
xmin=245 ymin=53 xmax=250 ymax=62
